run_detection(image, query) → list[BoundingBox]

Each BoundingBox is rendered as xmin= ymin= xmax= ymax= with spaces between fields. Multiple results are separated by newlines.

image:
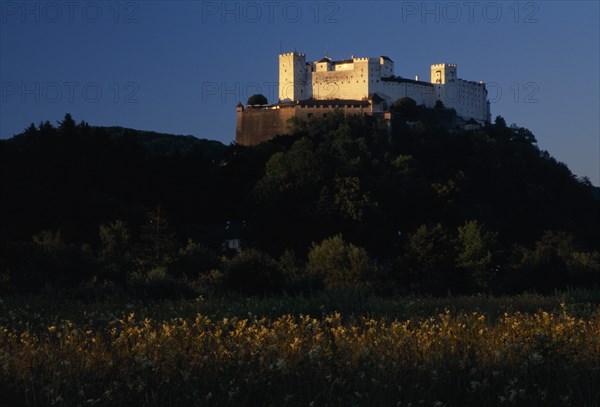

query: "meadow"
xmin=0 ymin=291 xmax=599 ymax=406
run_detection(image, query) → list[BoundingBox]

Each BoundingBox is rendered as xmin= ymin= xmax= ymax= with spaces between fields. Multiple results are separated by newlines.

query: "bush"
xmin=503 ymin=231 xmax=600 ymax=293
xmin=397 ymin=224 xmax=456 ymax=295
xmin=97 ymin=220 xmax=132 ymax=283
xmin=306 ymin=234 xmax=374 ymax=288
xmin=223 ymin=249 xmax=284 ymax=295
xmin=278 ymin=250 xmax=322 ymax=293
xmin=126 ymin=267 xmax=195 ymax=299
xmin=170 ymin=240 xmax=221 ymax=278
xmin=0 ymin=241 xmax=53 ymax=293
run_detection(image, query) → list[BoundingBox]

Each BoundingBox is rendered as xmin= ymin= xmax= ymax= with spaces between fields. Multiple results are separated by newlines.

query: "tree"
xmin=255 ymin=137 xmax=322 ymax=197
xmin=400 ymin=224 xmax=456 ymax=294
xmin=58 ymin=113 xmax=76 ymax=132
xmin=434 ymin=100 xmax=445 ymax=109
xmin=247 ymin=94 xmax=268 ymax=105
xmin=494 ymin=115 xmax=507 ymax=128
xmin=38 ymin=120 xmax=54 ymax=134
xmin=31 ymin=229 xmax=96 ymax=288
xmin=391 ymin=155 xmax=417 ymax=175
xmin=505 ymin=231 xmax=576 ymax=292
xmin=98 ymin=220 xmax=131 ymax=281
xmin=509 ymin=124 xmax=537 ymax=144
xmin=455 ymin=220 xmax=497 ymax=291
xmin=306 ymin=234 xmax=374 ymax=288
xmin=392 ymin=97 xmax=418 ymax=120
xmin=171 ymin=240 xmax=220 ymax=278
xmin=99 ymin=220 xmax=130 ymax=260
xmin=136 ymin=206 xmax=176 ymax=270
xmin=393 ymin=97 xmax=417 ymax=111
xmin=24 ymin=123 xmax=38 ymax=136
xmin=250 ymin=137 xmax=325 ymax=252
xmin=567 ymin=250 xmax=600 ymax=286
xmin=33 ymin=229 xmax=65 ymax=252
xmin=334 ymin=176 xmax=374 ymax=222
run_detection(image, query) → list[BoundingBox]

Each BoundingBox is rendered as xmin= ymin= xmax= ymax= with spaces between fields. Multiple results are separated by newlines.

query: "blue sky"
xmin=1 ymin=1 xmax=599 ymax=185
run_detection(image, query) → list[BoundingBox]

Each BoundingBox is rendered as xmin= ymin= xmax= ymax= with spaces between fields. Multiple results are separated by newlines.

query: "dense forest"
xmin=0 ymin=112 xmax=598 ymax=297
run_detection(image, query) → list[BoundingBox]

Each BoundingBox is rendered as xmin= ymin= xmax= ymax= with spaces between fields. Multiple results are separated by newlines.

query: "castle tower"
xmin=379 ymin=56 xmax=394 ymax=78
xmin=430 ymin=63 xmax=457 ymax=84
xmin=279 ymin=52 xmax=308 ymax=102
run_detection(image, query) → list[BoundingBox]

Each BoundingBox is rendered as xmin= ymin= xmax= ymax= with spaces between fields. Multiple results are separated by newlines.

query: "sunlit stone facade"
xmin=279 ymin=51 xmax=490 ymax=124
xmin=236 ymin=51 xmax=491 ymax=146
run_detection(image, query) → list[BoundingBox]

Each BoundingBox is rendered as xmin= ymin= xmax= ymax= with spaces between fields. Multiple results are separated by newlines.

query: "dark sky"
xmin=1 ymin=1 xmax=598 ymax=185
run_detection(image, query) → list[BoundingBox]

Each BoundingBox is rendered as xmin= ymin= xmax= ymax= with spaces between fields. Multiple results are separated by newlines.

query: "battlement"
xmin=431 ymin=63 xmax=457 ymax=68
xmin=242 ymin=50 xmax=491 ymax=145
xmin=279 ymin=52 xmax=305 ymax=58
xmin=276 ymin=50 xmax=489 ymax=124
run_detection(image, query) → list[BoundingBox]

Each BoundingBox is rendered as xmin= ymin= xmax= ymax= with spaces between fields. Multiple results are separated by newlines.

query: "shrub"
xmin=126 ymin=267 xmax=194 ymax=299
xmin=170 ymin=240 xmax=221 ymax=278
xmin=503 ymin=230 xmax=600 ymax=293
xmin=306 ymin=234 xmax=374 ymax=288
xmin=97 ymin=220 xmax=132 ymax=282
xmin=223 ymin=249 xmax=284 ymax=295
xmin=278 ymin=250 xmax=322 ymax=293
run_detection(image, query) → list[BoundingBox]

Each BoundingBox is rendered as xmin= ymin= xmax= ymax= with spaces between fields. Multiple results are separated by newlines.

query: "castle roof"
xmin=381 ymin=56 xmax=393 ymax=62
xmin=369 ymin=93 xmax=385 ymax=103
xmin=381 ymin=76 xmax=434 ymax=87
xmin=318 ymin=56 xmax=332 ymax=63
xmin=276 ymin=99 xmax=371 ymax=108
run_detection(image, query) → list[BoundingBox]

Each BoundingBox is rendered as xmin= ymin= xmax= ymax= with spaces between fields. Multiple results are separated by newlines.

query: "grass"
xmin=0 ymin=290 xmax=599 ymax=406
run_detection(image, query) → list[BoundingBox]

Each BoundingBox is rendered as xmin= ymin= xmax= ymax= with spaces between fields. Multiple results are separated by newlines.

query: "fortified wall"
xmin=236 ymin=99 xmax=375 ymax=146
xmin=236 ymin=51 xmax=491 ymax=146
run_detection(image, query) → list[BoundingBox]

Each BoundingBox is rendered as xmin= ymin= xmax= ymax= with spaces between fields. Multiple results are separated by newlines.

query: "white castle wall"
xmin=309 ymin=57 xmax=377 ymax=100
xmin=373 ymin=80 xmax=435 ymax=108
xmin=434 ymin=80 xmax=490 ymax=123
xmin=430 ymin=63 xmax=490 ymax=122
xmin=279 ymin=52 xmax=490 ymax=123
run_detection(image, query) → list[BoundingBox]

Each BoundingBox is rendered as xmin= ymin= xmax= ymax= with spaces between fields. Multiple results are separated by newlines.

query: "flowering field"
xmin=1 ymin=295 xmax=599 ymax=406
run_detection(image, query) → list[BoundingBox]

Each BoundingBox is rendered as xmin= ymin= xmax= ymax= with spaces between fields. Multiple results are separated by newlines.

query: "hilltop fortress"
xmin=236 ymin=51 xmax=491 ymax=146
